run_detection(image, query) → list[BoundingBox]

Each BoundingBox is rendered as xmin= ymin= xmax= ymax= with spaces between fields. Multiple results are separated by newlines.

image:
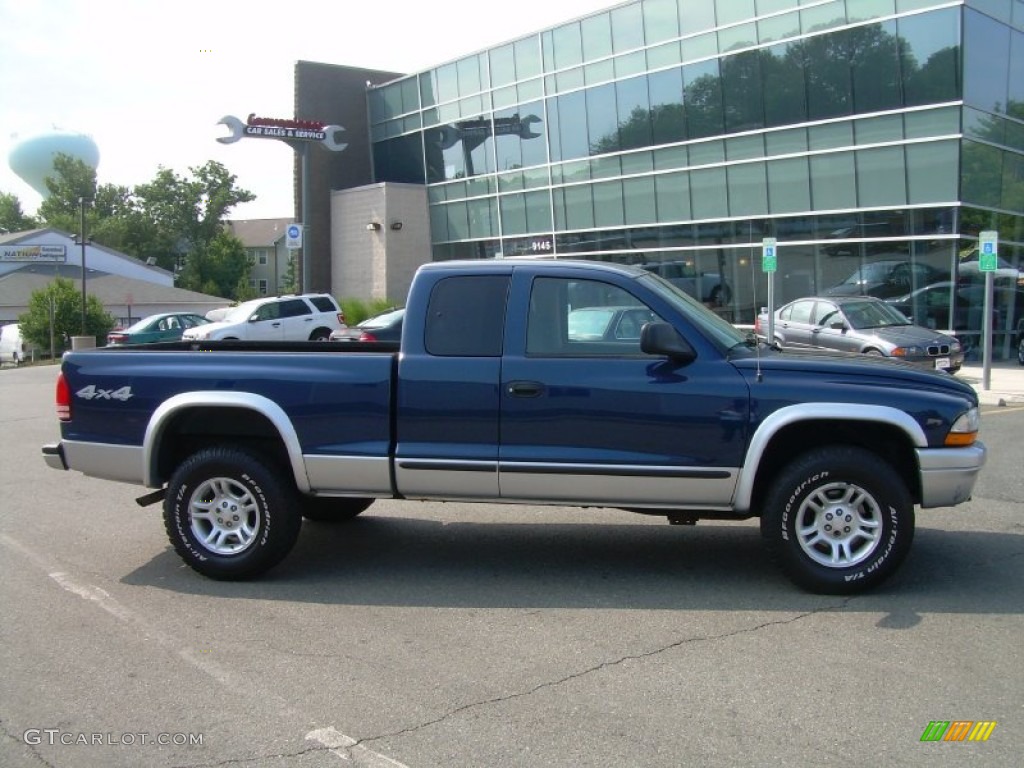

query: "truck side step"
xmin=135 ymin=488 xmax=167 ymax=507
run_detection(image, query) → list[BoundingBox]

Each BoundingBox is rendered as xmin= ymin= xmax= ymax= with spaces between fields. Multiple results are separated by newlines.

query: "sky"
xmin=0 ymin=0 xmax=621 ymax=222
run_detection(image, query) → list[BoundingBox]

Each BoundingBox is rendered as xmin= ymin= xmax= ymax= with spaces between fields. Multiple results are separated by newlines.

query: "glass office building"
xmin=367 ymin=0 xmax=1024 ymax=357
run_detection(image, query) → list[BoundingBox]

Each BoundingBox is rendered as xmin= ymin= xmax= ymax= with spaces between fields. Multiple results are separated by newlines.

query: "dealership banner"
xmin=1 ymin=244 xmax=67 ymax=262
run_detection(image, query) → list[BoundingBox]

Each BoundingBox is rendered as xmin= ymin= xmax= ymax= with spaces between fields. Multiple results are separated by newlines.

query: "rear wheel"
xmin=760 ymin=446 xmax=914 ymax=594
xmin=164 ymin=446 xmax=301 ymax=580
xmin=309 ymin=328 xmax=331 ymax=341
xmin=1017 ymin=333 xmax=1024 ymax=366
xmin=302 ymin=497 xmax=374 ymax=522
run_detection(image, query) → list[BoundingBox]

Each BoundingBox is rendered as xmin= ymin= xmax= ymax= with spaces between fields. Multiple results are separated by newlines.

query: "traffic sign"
xmin=978 ymin=230 xmax=998 ymax=272
xmin=286 ymin=224 xmax=303 ymax=250
xmin=762 ymin=238 xmax=777 ymax=273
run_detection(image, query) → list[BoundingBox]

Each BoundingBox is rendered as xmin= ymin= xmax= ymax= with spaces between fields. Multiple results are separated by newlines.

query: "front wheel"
xmin=1017 ymin=335 xmax=1024 ymax=366
xmin=760 ymin=446 xmax=914 ymax=594
xmin=163 ymin=446 xmax=301 ymax=580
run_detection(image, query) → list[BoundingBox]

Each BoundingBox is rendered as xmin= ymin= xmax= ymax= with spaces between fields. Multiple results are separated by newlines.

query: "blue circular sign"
xmin=287 ymin=225 xmax=300 ymax=238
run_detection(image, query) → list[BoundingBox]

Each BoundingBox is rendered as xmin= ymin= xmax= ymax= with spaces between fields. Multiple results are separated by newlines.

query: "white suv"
xmin=182 ymin=294 xmax=345 ymax=342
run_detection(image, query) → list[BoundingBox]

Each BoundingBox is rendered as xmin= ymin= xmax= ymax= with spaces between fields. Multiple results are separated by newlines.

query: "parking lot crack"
xmin=347 ymin=602 xmax=851 ymax=751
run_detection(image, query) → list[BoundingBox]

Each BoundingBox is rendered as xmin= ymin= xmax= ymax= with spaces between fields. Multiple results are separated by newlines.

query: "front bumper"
xmin=917 ymin=442 xmax=987 ymax=508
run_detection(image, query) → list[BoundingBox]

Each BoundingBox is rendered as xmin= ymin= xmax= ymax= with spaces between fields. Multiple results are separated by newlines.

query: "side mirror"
xmin=830 ymin=321 xmax=845 ymax=331
xmin=640 ymin=322 xmax=697 ymax=363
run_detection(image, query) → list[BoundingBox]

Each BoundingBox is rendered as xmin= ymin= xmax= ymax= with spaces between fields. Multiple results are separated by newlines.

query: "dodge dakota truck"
xmin=42 ymin=259 xmax=986 ymax=593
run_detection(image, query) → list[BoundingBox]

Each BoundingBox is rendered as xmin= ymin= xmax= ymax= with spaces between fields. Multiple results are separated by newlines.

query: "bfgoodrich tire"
xmin=301 ymin=497 xmax=374 ymax=522
xmin=163 ymin=446 xmax=301 ymax=580
xmin=760 ymin=446 xmax=914 ymax=594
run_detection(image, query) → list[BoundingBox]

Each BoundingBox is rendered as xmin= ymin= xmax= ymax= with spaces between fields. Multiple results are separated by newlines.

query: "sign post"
xmin=217 ymin=114 xmax=347 ymax=292
xmin=763 ymin=238 xmax=777 ymax=345
xmin=978 ymin=231 xmax=998 ymax=390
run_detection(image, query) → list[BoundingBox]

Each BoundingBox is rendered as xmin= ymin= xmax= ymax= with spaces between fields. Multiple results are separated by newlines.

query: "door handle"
xmin=507 ymin=381 xmax=544 ymax=398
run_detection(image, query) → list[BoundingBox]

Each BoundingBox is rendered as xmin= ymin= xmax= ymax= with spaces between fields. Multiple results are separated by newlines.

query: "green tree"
xmin=0 ymin=192 xmax=39 ymax=233
xmin=134 ymin=160 xmax=255 ymax=277
xmin=176 ymin=229 xmax=252 ymax=298
xmin=34 ymin=156 xmax=257 ymax=299
xmin=18 ymin=277 xmax=115 ymax=351
xmin=37 ymin=153 xmax=99 ymax=228
xmin=281 ymin=253 xmax=298 ymax=293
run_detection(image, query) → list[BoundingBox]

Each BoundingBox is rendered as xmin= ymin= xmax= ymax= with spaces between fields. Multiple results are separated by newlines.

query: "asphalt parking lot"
xmin=1 ymin=362 xmax=1022 ymax=768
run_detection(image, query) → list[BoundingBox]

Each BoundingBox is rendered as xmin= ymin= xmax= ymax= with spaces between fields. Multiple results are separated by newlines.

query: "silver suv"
xmin=182 ymin=294 xmax=345 ymax=341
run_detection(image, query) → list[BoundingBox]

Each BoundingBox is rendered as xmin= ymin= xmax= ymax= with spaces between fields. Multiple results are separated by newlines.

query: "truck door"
xmin=394 ymin=273 xmax=509 ymax=499
xmin=498 ymin=271 xmax=748 ymax=508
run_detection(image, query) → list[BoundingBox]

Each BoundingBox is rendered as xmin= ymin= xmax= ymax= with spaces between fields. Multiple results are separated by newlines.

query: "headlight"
xmin=891 ymin=346 xmax=922 ymax=357
xmin=951 ymin=341 xmax=962 ymax=352
xmin=945 ymin=407 xmax=980 ymax=446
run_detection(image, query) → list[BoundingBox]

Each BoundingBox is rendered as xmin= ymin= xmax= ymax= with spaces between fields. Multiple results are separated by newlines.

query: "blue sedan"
xmin=107 ymin=312 xmax=210 ymax=345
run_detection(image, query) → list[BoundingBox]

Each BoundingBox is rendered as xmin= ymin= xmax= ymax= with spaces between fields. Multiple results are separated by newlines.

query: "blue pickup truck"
xmin=42 ymin=259 xmax=986 ymax=593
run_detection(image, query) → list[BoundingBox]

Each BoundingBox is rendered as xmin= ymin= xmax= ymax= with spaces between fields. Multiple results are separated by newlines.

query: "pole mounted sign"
xmin=216 ymin=113 xmax=347 ymax=293
xmin=978 ymin=230 xmax=998 ymax=272
xmin=762 ymin=238 xmax=777 ymax=273
xmin=216 ymin=114 xmax=348 ymax=152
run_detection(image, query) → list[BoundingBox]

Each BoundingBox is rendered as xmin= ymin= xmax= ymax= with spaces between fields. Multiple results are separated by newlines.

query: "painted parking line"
xmin=306 ymin=727 xmax=411 ymax=767
xmin=2 ymin=533 xmax=409 ymax=768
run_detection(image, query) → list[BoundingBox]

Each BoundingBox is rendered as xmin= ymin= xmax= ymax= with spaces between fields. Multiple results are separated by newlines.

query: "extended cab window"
xmin=527 ymin=277 xmax=664 ymax=356
xmin=425 ymin=275 xmax=509 ymax=356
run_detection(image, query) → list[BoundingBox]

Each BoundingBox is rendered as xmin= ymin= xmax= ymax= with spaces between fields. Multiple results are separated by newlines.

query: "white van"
xmin=0 ymin=323 xmax=36 ymax=366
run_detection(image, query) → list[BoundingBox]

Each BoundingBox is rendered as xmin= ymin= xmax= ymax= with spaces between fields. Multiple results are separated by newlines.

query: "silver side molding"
xmin=733 ymin=403 xmax=928 ymax=513
xmin=143 ymin=392 xmax=310 ymax=492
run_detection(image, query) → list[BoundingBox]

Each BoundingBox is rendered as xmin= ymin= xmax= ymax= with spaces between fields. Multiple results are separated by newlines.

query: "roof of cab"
xmin=416 ymin=258 xmax=648 ymax=278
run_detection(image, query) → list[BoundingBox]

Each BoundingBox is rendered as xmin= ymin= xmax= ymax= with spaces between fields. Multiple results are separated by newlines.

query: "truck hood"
xmin=730 ymin=346 xmax=977 ymax=402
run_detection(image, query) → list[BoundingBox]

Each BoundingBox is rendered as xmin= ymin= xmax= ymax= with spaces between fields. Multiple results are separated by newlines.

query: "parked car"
xmin=567 ymin=306 xmax=660 ymax=341
xmin=756 ymin=295 xmax=963 ymax=373
xmin=825 ymin=260 xmax=948 ymax=299
xmin=641 ymin=262 xmax=732 ymax=305
xmin=0 ymin=323 xmax=37 ymax=366
xmin=182 ymin=294 xmax=345 ymax=341
xmin=822 ymin=222 xmax=906 ymax=257
xmin=330 ymin=308 xmax=404 ymax=343
xmin=957 ymin=248 xmax=1024 ymax=286
xmin=888 ymin=282 xmax=1024 ymax=336
xmin=107 ymin=312 xmax=210 ymax=345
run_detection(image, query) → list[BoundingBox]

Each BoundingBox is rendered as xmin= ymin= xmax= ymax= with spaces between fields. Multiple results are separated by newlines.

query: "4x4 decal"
xmin=75 ymin=385 xmax=134 ymax=402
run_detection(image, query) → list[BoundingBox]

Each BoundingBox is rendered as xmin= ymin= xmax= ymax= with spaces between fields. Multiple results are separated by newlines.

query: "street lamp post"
xmin=78 ymin=196 xmax=89 ymax=334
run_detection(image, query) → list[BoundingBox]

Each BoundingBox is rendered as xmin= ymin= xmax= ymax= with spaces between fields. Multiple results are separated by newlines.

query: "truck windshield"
xmin=638 ymin=273 xmax=747 ymax=352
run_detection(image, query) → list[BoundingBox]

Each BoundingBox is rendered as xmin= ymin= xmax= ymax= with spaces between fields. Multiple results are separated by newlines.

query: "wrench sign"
xmin=216 ymin=115 xmax=347 ymax=152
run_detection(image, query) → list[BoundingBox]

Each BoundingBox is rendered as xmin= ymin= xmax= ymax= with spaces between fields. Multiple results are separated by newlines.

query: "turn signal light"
xmin=944 ymin=408 xmax=979 ymax=447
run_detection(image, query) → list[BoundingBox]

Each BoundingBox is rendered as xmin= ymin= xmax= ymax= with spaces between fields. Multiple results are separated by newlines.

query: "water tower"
xmin=8 ymin=131 xmax=100 ymax=197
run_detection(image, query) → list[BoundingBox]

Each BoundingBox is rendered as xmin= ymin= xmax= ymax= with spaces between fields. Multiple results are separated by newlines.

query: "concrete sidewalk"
xmin=958 ymin=360 xmax=1024 ymax=406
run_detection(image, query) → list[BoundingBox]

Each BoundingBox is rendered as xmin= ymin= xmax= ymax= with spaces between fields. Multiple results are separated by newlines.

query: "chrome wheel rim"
xmin=188 ymin=477 xmax=262 ymax=555
xmin=795 ymin=482 xmax=882 ymax=568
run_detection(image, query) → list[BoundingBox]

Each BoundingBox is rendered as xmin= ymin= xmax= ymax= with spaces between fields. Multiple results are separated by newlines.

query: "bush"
xmin=339 ymin=297 xmax=398 ymax=326
xmin=18 ymin=277 xmax=115 ymax=352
